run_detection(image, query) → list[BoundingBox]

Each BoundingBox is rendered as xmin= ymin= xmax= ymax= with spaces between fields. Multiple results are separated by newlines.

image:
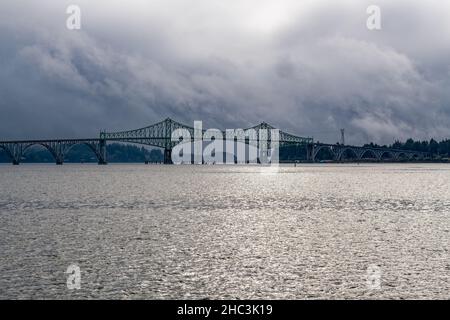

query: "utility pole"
xmin=340 ymin=129 xmax=345 ymax=145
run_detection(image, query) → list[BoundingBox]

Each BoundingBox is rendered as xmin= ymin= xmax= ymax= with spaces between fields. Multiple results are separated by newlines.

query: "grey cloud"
xmin=0 ymin=0 xmax=449 ymax=144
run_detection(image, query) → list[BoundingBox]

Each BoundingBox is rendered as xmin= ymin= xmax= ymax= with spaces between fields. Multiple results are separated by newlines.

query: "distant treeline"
xmin=280 ymin=138 xmax=450 ymax=161
xmin=364 ymin=139 xmax=450 ymax=157
xmin=0 ymin=143 xmax=163 ymax=163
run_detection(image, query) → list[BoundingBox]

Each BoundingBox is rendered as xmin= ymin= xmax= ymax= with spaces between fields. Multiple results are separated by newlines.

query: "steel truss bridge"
xmin=0 ymin=118 xmax=428 ymax=165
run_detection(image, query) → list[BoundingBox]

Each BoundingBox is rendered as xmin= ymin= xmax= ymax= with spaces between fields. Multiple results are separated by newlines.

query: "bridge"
xmin=0 ymin=118 xmax=428 ymax=165
xmin=310 ymin=143 xmax=428 ymax=162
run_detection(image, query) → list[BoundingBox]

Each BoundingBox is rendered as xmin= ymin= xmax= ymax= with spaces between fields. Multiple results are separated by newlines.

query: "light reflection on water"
xmin=0 ymin=163 xmax=449 ymax=299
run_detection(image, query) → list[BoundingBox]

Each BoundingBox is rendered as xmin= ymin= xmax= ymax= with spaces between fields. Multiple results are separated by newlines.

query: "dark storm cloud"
xmin=0 ymin=0 xmax=449 ymax=144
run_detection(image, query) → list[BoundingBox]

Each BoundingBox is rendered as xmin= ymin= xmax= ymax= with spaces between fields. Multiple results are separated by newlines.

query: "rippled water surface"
xmin=1 ymin=163 xmax=450 ymax=299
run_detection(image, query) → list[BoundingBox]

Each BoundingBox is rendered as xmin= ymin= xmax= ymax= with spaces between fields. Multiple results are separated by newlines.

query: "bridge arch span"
xmin=396 ymin=152 xmax=408 ymax=160
xmin=313 ymin=145 xmax=338 ymax=161
xmin=380 ymin=151 xmax=394 ymax=160
xmin=360 ymin=149 xmax=379 ymax=160
xmin=339 ymin=148 xmax=360 ymax=161
xmin=65 ymin=142 xmax=104 ymax=163
xmin=0 ymin=145 xmax=13 ymax=159
xmin=23 ymin=143 xmax=58 ymax=161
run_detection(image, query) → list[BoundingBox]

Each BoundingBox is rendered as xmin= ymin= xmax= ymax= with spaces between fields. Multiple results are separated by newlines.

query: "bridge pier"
xmin=97 ymin=139 xmax=107 ymax=165
xmin=306 ymin=144 xmax=315 ymax=162
xmin=164 ymin=148 xmax=172 ymax=164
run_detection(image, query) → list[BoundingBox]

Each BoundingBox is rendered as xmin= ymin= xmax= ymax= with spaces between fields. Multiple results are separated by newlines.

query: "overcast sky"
xmin=1 ymin=0 xmax=449 ymax=145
